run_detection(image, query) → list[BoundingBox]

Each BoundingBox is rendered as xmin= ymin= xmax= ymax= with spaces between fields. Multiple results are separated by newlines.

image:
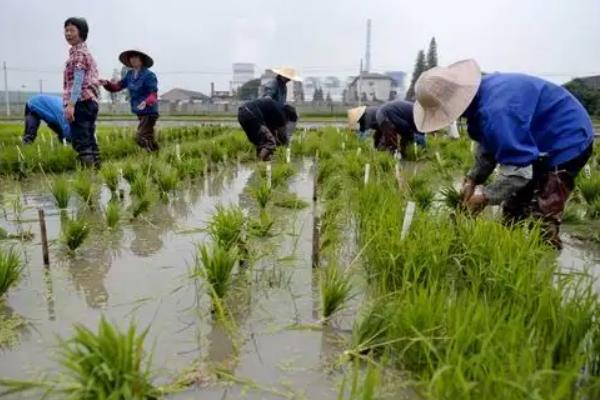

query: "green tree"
xmin=405 ymin=50 xmax=427 ymax=101
xmin=238 ymin=79 xmax=261 ymax=101
xmin=563 ymin=79 xmax=600 ymax=117
xmin=313 ymin=87 xmax=324 ymax=103
xmin=426 ymin=37 xmax=438 ymax=69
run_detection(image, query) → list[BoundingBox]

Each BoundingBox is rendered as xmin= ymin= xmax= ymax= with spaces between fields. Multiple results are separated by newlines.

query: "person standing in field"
xmin=261 ymin=67 xmax=302 ymax=106
xmin=62 ymin=17 xmax=101 ymax=167
xmin=100 ymin=49 xmax=159 ymax=152
xmin=22 ymin=95 xmax=71 ymax=144
xmin=238 ymin=98 xmax=298 ymax=161
xmin=414 ymin=59 xmax=595 ymax=249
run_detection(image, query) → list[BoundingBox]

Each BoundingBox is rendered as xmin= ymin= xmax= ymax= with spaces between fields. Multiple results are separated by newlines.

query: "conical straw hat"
xmin=271 ymin=67 xmax=302 ymax=82
xmin=347 ymin=106 xmax=367 ymax=129
xmin=119 ymin=49 xmax=154 ymax=68
xmin=413 ymin=59 xmax=481 ymax=132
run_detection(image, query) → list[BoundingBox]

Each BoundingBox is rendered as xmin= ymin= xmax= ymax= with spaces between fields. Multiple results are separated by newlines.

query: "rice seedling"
xmin=259 ymin=163 xmax=296 ymax=187
xmin=337 ymin=359 xmax=380 ymax=400
xmin=100 ymin=162 xmax=120 ymax=193
xmin=130 ymin=196 xmax=152 ymax=219
xmin=122 ymin=162 xmax=140 ymax=184
xmin=61 ymin=216 xmax=90 ymax=252
xmin=194 ymin=242 xmax=239 ymax=299
xmin=0 ymin=248 xmax=22 ymax=298
xmin=153 ymin=164 xmax=179 ymax=197
xmin=250 ymin=180 xmax=272 ymax=209
xmin=105 ymin=200 xmax=121 ymax=229
xmin=72 ymin=170 xmax=97 ymax=206
xmin=273 ymin=191 xmax=309 ymax=209
xmin=411 ymin=186 xmax=434 ymax=210
xmin=440 ymin=183 xmax=463 ymax=210
xmin=0 ymin=317 xmax=160 ymax=398
xmin=248 ymin=210 xmax=275 ymax=238
xmin=207 ymin=205 xmax=246 ymax=247
xmin=49 ymin=176 xmax=70 ymax=209
xmin=578 ymin=173 xmax=600 ymax=205
xmin=130 ymin=175 xmax=150 ymax=199
xmin=319 ymin=262 xmax=352 ymax=320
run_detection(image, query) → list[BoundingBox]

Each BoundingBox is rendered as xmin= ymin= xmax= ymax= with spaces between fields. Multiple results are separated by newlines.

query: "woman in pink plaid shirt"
xmin=63 ymin=17 xmax=101 ymax=168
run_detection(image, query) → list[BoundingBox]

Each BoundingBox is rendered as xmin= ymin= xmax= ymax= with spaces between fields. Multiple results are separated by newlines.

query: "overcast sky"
xmin=1 ymin=0 xmax=599 ymax=94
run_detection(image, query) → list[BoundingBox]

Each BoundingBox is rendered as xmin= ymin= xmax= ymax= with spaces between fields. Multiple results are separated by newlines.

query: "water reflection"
xmin=130 ymin=205 xmax=176 ymax=257
xmin=63 ymin=244 xmax=113 ymax=309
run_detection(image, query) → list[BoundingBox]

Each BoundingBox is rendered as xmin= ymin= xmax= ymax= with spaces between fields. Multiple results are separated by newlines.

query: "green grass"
xmin=61 ymin=216 xmax=90 ymax=252
xmin=50 ymin=176 xmax=71 ymax=209
xmin=0 ymin=248 xmax=22 ymax=298
xmin=194 ymin=242 xmax=239 ymax=299
xmin=100 ymin=163 xmax=120 ymax=193
xmin=319 ymin=262 xmax=352 ymax=320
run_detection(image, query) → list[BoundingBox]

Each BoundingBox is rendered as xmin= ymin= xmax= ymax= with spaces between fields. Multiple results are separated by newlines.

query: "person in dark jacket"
xmin=238 ymin=98 xmax=298 ymax=161
xmin=414 ymin=59 xmax=595 ymax=249
xmin=22 ymin=95 xmax=71 ymax=144
xmin=261 ymin=67 xmax=302 ymax=106
xmin=100 ymin=49 xmax=159 ymax=151
xmin=376 ymin=100 xmax=424 ymax=155
xmin=348 ymin=105 xmax=379 ymax=142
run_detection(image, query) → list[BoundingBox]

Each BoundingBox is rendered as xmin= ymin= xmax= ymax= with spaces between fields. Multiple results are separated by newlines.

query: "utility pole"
xmin=39 ymin=79 xmax=43 ymax=94
xmin=365 ymin=19 xmax=372 ymax=73
xmin=3 ymin=61 xmax=9 ymax=116
xmin=358 ymin=59 xmax=363 ymax=107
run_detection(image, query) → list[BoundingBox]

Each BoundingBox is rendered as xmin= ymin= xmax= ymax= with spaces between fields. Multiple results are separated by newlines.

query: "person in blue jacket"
xmin=22 ymin=95 xmax=71 ymax=144
xmin=414 ymin=59 xmax=595 ymax=249
xmin=100 ymin=49 xmax=159 ymax=152
xmin=376 ymin=100 xmax=426 ymax=155
xmin=261 ymin=67 xmax=302 ymax=106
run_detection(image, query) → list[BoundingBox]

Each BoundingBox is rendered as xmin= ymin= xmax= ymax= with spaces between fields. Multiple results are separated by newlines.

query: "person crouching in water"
xmin=238 ymin=98 xmax=298 ymax=161
xmin=22 ymin=95 xmax=71 ymax=144
xmin=414 ymin=59 xmax=594 ymax=249
xmin=100 ymin=49 xmax=159 ymax=152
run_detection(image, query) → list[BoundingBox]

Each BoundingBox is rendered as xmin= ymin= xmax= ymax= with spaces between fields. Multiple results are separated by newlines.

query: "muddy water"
xmin=0 ymin=162 xmax=344 ymax=399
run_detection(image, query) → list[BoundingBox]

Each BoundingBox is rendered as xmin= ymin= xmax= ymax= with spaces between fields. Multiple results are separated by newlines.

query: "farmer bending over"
xmin=261 ymin=67 xmax=302 ymax=106
xmin=238 ymin=98 xmax=298 ymax=161
xmin=347 ymin=105 xmax=379 ymax=141
xmin=376 ymin=100 xmax=426 ymax=155
xmin=414 ymin=59 xmax=594 ymax=249
xmin=22 ymin=95 xmax=71 ymax=144
xmin=101 ymin=49 xmax=159 ymax=152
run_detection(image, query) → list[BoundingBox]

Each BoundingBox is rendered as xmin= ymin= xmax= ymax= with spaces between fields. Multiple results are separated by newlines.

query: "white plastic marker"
xmin=266 ymin=162 xmax=272 ymax=189
xmin=470 ymin=141 xmax=476 ymax=154
xmin=37 ymin=144 xmax=41 ymax=158
xmin=448 ymin=120 xmax=460 ymax=139
xmin=584 ymin=164 xmax=591 ymax=178
xmin=356 ymin=147 xmax=362 ymax=156
xmin=63 ymin=138 xmax=67 ymax=146
xmin=286 ymin=147 xmax=291 ymax=163
xmin=435 ymin=151 xmax=442 ymax=165
xmin=400 ymin=201 xmax=416 ymax=240
xmin=413 ymin=142 xmax=418 ymax=157
xmin=336 ymin=127 xmax=340 ymax=134
xmin=341 ymin=141 xmax=345 ymax=151
xmin=176 ymin=143 xmax=182 ymax=161
xmin=364 ymin=163 xmax=371 ymax=185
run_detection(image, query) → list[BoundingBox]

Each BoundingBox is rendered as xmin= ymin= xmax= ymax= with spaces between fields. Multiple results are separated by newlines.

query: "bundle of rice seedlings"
xmin=194 ymin=242 xmax=239 ymax=299
xmin=100 ymin=163 xmax=120 ymax=193
xmin=440 ymin=184 xmax=463 ymax=210
xmin=153 ymin=164 xmax=179 ymax=196
xmin=105 ymin=200 xmax=120 ymax=229
xmin=72 ymin=170 xmax=97 ymax=206
xmin=248 ymin=210 xmax=275 ymax=238
xmin=61 ymin=216 xmax=89 ymax=252
xmin=50 ymin=176 xmax=70 ymax=209
xmin=130 ymin=196 xmax=152 ymax=219
xmin=0 ymin=248 xmax=22 ymax=297
xmin=273 ymin=191 xmax=309 ymax=209
xmin=320 ymin=262 xmax=352 ymax=320
xmin=130 ymin=175 xmax=149 ymax=199
xmin=207 ymin=205 xmax=246 ymax=247
xmin=250 ymin=181 xmax=271 ymax=209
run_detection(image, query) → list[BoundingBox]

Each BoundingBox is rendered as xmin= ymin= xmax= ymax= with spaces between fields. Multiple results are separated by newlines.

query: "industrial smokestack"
xmin=365 ymin=19 xmax=372 ymax=73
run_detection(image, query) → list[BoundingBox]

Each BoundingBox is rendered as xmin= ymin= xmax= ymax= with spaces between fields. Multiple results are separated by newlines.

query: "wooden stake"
xmin=38 ymin=208 xmax=50 ymax=266
xmin=312 ymin=212 xmax=320 ymax=269
xmin=313 ymin=152 xmax=319 ymax=202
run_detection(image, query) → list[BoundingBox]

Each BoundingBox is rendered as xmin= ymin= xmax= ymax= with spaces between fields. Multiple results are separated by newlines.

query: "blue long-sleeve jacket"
xmin=120 ymin=68 xmax=159 ymax=115
xmin=465 ymin=73 xmax=594 ymax=168
xmin=26 ymin=95 xmax=71 ymax=139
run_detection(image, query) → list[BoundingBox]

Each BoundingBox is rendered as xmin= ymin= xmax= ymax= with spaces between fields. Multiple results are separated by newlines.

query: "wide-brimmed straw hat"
xmin=413 ymin=59 xmax=481 ymax=133
xmin=347 ymin=106 xmax=367 ymax=129
xmin=271 ymin=67 xmax=302 ymax=82
xmin=119 ymin=49 xmax=154 ymax=68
